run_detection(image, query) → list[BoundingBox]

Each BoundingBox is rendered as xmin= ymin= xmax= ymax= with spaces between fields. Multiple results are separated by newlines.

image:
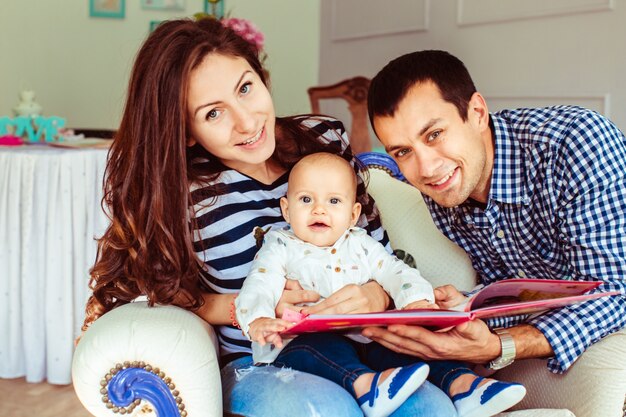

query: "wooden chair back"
xmin=307 ymin=76 xmax=372 ymax=154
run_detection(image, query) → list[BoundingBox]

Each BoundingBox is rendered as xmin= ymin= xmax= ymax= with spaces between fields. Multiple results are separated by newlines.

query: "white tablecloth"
xmin=0 ymin=145 xmax=109 ymax=384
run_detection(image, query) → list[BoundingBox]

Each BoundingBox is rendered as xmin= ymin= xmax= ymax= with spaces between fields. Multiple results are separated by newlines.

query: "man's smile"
xmin=427 ymin=167 xmax=459 ymax=189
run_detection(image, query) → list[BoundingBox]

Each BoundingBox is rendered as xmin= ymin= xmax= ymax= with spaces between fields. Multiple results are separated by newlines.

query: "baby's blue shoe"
xmin=357 ymin=362 xmax=429 ymax=417
xmin=451 ymin=376 xmax=526 ymax=417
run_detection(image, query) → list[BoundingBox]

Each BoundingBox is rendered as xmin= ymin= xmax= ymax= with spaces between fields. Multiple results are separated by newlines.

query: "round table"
xmin=0 ymin=144 xmax=109 ymax=384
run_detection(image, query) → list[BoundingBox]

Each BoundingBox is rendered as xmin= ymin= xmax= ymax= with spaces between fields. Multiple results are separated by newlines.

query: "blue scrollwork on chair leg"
xmin=101 ymin=362 xmax=187 ymax=417
xmin=356 ymin=152 xmax=407 ymax=182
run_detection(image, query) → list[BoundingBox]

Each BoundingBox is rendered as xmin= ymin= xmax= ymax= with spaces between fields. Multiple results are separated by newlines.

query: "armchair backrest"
xmin=364 ymin=159 xmax=477 ymax=291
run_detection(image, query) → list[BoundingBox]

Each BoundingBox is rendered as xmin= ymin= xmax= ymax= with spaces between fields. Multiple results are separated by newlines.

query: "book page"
xmin=465 ymin=279 xmax=619 ymax=320
xmin=282 ymin=309 xmax=472 ymax=335
xmin=466 ymin=279 xmax=602 ymax=311
xmin=472 ymin=292 xmax=616 ymax=320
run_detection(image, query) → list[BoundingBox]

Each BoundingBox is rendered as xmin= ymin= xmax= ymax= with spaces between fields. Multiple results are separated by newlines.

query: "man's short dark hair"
xmin=368 ymin=50 xmax=477 ymax=133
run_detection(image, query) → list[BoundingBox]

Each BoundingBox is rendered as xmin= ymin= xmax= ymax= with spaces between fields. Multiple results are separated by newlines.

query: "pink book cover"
xmin=282 ymin=279 xmax=619 ymax=335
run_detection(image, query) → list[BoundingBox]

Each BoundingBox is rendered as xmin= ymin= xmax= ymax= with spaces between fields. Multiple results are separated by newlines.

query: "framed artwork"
xmin=89 ymin=0 xmax=126 ymax=18
xmin=141 ymin=0 xmax=186 ymax=10
xmin=150 ymin=20 xmax=164 ymax=32
xmin=204 ymin=0 xmax=224 ymax=18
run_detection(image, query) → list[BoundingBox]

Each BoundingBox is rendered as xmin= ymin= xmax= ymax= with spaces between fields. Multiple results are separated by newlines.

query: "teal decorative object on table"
xmin=6 ymin=90 xmax=65 ymax=142
xmin=34 ymin=116 xmax=66 ymax=142
xmin=0 ymin=116 xmax=67 ymax=143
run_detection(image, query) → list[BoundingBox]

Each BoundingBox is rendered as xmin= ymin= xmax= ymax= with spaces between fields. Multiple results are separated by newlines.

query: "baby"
xmin=236 ymin=152 xmax=525 ymax=417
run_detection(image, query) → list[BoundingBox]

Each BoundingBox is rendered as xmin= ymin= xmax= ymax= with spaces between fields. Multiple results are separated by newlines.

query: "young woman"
xmin=82 ymin=18 xmax=455 ymax=416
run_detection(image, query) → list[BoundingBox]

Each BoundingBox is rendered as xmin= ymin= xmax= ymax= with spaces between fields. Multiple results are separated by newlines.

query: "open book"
xmin=281 ymin=279 xmax=619 ymax=335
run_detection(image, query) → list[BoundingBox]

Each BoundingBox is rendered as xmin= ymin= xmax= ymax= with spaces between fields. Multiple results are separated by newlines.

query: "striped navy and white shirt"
xmin=190 ymin=116 xmax=389 ymax=359
xmin=424 ymin=106 xmax=626 ymax=373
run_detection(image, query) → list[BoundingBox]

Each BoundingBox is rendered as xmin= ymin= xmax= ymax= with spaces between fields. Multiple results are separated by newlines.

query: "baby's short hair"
xmin=290 ymin=152 xmax=358 ymax=196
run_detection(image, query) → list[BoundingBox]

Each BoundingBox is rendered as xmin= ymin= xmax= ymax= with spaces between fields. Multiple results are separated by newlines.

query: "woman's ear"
xmin=280 ymin=196 xmax=290 ymax=223
xmin=186 ymin=137 xmax=197 ymax=147
xmin=351 ymin=202 xmax=362 ymax=226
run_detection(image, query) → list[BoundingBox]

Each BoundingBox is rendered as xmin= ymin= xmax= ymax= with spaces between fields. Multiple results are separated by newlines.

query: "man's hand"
xmin=434 ymin=284 xmax=468 ymax=309
xmin=362 ymin=319 xmax=501 ymax=364
xmin=275 ymin=279 xmax=321 ymax=317
xmin=248 ymin=317 xmax=293 ymax=348
xmin=301 ymin=281 xmax=390 ymax=315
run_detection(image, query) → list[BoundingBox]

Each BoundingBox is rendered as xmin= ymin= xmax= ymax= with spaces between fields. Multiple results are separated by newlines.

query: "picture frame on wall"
xmin=89 ymin=0 xmax=126 ymax=18
xmin=150 ymin=20 xmax=164 ymax=32
xmin=204 ymin=0 xmax=224 ymax=19
xmin=141 ymin=0 xmax=186 ymax=10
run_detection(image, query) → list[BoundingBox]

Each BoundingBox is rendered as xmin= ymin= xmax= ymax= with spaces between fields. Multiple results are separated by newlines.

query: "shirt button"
xmin=517 ymin=270 xmax=527 ymax=278
xmin=331 ymin=248 xmax=337 ymax=254
xmin=334 ymin=267 xmax=341 ymax=273
xmin=496 ymin=230 xmax=505 ymax=238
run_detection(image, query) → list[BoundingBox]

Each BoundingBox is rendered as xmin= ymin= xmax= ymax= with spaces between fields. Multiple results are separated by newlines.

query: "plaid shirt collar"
xmin=489 ymin=114 xmax=530 ymax=205
xmin=443 ymin=114 xmax=533 ymax=228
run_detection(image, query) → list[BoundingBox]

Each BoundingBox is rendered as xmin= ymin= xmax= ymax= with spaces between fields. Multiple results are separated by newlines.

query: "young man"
xmin=364 ymin=50 xmax=626 ymax=375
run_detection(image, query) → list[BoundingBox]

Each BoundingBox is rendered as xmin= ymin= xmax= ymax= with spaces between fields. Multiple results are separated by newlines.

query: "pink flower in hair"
xmin=221 ymin=17 xmax=265 ymax=52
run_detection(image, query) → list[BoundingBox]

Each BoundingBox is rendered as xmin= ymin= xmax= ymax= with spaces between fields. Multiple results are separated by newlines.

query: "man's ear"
xmin=351 ymin=202 xmax=362 ymax=226
xmin=280 ymin=196 xmax=290 ymax=222
xmin=467 ymin=92 xmax=490 ymax=130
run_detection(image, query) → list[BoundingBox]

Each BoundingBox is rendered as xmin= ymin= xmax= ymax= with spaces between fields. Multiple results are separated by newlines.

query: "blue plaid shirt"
xmin=423 ymin=106 xmax=626 ymax=373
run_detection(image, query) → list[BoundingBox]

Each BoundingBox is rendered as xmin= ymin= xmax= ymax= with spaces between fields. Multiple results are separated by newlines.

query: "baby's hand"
xmin=403 ymin=299 xmax=440 ymax=310
xmin=248 ymin=317 xmax=292 ymax=348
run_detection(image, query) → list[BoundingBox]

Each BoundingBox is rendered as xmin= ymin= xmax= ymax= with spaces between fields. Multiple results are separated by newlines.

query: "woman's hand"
xmin=248 ymin=317 xmax=292 ymax=348
xmin=434 ymin=284 xmax=468 ymax=309
xmin=404 ymin=299 xmax=439 ymax=310
xmin=275 ymin=279 xmax=321 ymax=317
xmin=301 ymin=281 xmax=390 ymax=315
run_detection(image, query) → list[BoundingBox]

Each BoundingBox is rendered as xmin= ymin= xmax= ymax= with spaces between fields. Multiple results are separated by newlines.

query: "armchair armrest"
xmin=72 ymin=302 xmax=222 ymax=417
xmin=496 ymin=329 xmax=626 ymax=417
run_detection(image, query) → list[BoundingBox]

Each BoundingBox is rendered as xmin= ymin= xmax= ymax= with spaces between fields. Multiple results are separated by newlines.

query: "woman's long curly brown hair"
xmin=83 ymin=18 xmax=347 ymax=330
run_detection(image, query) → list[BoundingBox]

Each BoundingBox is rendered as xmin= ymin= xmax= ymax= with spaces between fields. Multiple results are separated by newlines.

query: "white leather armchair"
xmin=72 ymin=301 xmax=223 ymax=417
xmin=71 ymin=155 xmax=626 ymax=417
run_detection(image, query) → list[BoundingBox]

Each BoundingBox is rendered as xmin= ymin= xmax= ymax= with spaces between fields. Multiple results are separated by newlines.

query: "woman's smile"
xmin=236 ymin=126 xmax=265 ymax=147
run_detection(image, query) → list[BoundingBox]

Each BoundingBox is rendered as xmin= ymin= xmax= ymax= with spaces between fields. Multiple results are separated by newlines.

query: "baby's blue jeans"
xmin=221 ymin=333 xmax=462 ymax=417
xmin=274 ymin=333 xmax=472 ymax=397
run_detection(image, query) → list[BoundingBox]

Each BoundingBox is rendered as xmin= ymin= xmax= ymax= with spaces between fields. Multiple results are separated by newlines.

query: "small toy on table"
xmin=0 ymin=134 xmax=24 ymax=146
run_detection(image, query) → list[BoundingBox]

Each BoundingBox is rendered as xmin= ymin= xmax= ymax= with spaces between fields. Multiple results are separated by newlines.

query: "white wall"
xmin=319 ymin=0 xmax=626 ymax=147
xmin=226 ymin=0 xmax=321 ymax=116
xmin=0 ymin=0 xmax=320 ymax=129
